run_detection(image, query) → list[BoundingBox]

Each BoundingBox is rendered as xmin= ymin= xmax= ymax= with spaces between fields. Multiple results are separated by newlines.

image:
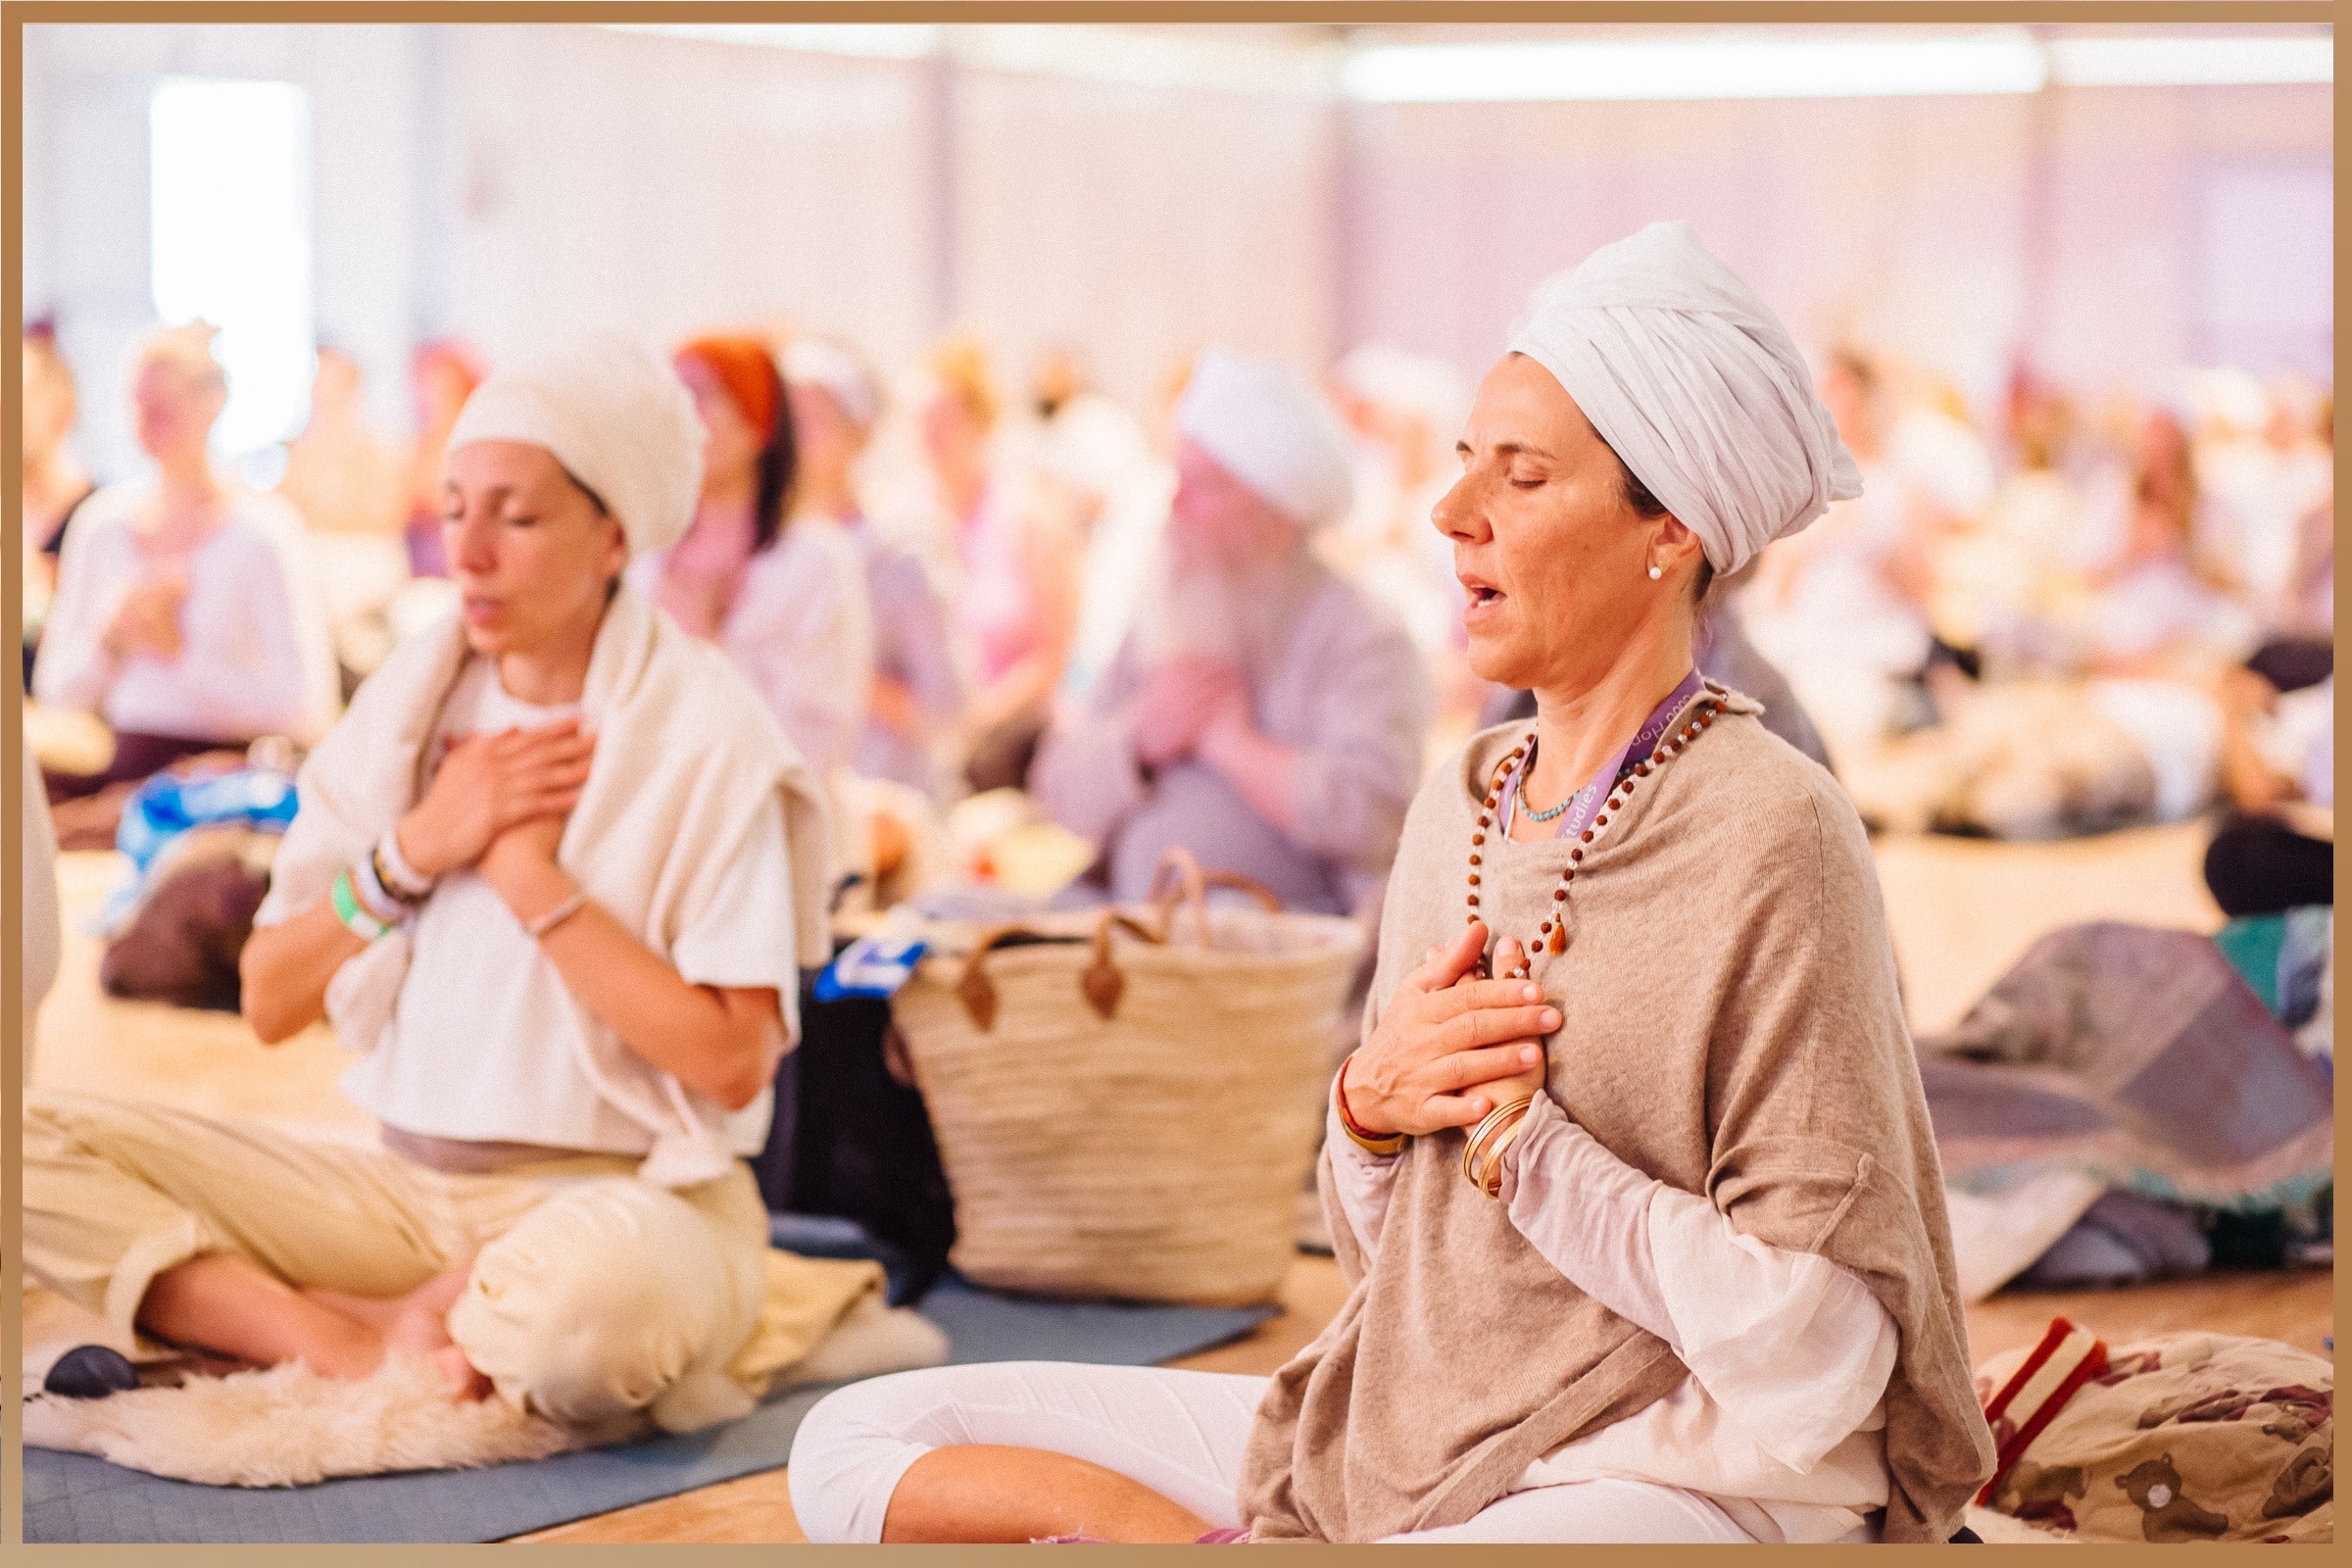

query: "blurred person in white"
xmin=1036 ymin=390 xmax=1170 ymax=710
xmin=21 ymin=324 xmax=96 ymax=659
xmin=787 ymin=338 xmax=968 ymax=802
xmin=627 ymin=334 xmax=875 ymax=807
xmin=1928 ymin=372 xmax=2096 ymax=676
xmin=2064 ymin=407 xmax=2259 ymax=824
xmin=1326 ymin=345 xmax=1489 ymax=746
xmin=2077 ymin=409 xmax=2258 ymax=677
xmin=1740 ymin=350 xmax=1993 ymax=760
xmin=1860 ymin=406 xmax=2267 ymax=838
xmin=34 ymin=324 xmax=329 ymax=799
xmin=26 ymin=336 xmax=912 ymax=1430
xmin=2193 ymin=370 xmax=2332 ymax=625
xmin=278 ymin=344 xmax=412 ymax=681
xmin=921 ymin=336 xmax=1081 ymax=793
xmin=1029 ymin=348 xmax=1431 ymax=919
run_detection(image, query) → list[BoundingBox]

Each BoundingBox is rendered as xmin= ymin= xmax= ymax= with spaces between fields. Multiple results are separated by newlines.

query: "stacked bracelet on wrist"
xmin=349 ymin=851 xmax=411 ymax=927
xmin=1335 ymin=1055 xmax=1409 ymax=1156
xmin=374 ymin=828 xmax=435 ymax=902
xmin=331 ymin=868 xmax=397 ymax=943
xmin=1461 ymin=1095 xmax=1537 ymax=1199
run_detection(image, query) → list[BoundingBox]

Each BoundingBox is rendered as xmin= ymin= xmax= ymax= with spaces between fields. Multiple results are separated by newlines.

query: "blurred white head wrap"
xmin=782 ymin=337 xmax=881 ymax=431
xmin=448 ymin=336 xmax=705 ymax=559
xmin=1037 ymin=393 xmax=1152 ymax=502
xmin=1175 ymin=348 xmax=1354 ymax=529
xmin=1507 ymin=220 xmax=1860 ymax=576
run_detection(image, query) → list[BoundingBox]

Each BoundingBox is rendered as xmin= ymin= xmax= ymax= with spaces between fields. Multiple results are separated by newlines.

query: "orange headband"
xmin=676 ymin=335 xmax=780 ymax=442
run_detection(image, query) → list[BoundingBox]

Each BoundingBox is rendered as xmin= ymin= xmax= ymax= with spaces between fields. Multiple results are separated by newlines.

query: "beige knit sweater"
xmin=1236 ymin=686 xmax=1995 ymax=1542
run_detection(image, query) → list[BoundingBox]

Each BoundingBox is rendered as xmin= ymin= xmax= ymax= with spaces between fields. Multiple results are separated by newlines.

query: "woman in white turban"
xmin=25 ymin=336 xmax=938 ymax=1436
xmin=1027 ymin=346 xmax=1434 ymax=918
xmin=788 ymin=224 xmax=1990 ymax=1543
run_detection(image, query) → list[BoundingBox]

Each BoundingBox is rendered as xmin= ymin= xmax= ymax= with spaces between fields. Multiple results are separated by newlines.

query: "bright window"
xmin=149 ymin=77 xmax=314 ymax=456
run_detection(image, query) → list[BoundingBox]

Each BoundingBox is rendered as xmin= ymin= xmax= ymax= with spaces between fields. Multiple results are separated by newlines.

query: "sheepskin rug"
xmin=22 ymin=1294 xmax=950 ymax=1488
xmin=24 ymin=1353 xmax=584 ymax=1487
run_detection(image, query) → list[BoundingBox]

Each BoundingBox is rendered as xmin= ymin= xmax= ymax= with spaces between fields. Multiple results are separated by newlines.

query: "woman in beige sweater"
xmin=790 ymin=223 xmax=1994 ymax=1544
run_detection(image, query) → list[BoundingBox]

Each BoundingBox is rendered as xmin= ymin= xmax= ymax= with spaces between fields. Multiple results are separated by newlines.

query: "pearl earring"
xmin=1646 ymin=564 xmax=1663 ymax=580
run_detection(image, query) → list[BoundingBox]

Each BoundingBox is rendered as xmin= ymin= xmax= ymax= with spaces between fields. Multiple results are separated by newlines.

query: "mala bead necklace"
xmin=1466 ymin=687 xmax=1728 ymax=980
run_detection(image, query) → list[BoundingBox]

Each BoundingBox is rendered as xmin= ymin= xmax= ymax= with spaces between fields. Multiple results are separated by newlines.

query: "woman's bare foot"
xmin=304 ymin=1266 xmax=490 ymax=1400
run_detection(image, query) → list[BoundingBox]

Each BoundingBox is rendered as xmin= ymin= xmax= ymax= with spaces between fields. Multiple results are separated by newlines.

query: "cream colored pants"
xmin=24 ymin=1090 xmax=876 ymax=1434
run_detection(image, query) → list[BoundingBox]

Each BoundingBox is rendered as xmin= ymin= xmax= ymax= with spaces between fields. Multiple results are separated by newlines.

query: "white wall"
xmin=2035 ymin=82 xmax=2333 ymax=391
xmin=446 ymin=25 xmax=937 ymax=377
xmin=24 ymin=22 xmax=427 ymax=480
xmin=1337 ymin=82 xmax=2333 ymax=416
xmin=20 ymin=23 xmax=2333 ymax=483
xmin=953 ymin=66 xmax=1337 ymax=413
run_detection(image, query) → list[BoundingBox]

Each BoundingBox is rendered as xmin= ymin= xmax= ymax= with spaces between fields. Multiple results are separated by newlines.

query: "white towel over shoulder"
xmin=256 ymin=584 xmax=835 ymax=1187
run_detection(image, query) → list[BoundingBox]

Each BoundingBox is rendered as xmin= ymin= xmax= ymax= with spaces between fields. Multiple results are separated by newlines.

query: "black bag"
xmin=751 ymin=968 xmax=957 ymax=1305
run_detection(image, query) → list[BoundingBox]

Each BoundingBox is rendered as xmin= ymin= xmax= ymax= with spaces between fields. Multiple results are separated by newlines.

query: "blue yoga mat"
xmin=24 ymin=1277 xmax=1278 ymax=1544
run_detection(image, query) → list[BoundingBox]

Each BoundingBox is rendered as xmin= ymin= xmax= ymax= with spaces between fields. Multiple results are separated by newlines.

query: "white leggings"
xmin=788 ymin=1361 xmax=1758 ymax=1544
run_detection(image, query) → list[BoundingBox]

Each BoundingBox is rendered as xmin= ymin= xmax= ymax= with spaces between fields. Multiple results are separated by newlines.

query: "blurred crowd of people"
xmin=1745 ymin=353 xmax=2332 ymax=913
xmin=19 ymin=316 xmax=2334 ymax=925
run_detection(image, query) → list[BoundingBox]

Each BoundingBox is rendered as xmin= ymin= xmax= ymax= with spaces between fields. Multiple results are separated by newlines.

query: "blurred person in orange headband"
xmin=626 ymin=334 xmax=874 ymax=798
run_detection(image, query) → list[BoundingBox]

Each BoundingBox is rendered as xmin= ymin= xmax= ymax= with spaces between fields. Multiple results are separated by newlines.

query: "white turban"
xmin=1507 ymin=221 xmax=1860 ymax=577
xmin=1038 ymin=393 xmax=1152 ymax=502
xmin=1175 ymin=347 xmax=1353 ymax=529
xmin=782 ymin=337 xmax=880 ymax=430
xmin=448 ymin=335 xmax=705 ymax=559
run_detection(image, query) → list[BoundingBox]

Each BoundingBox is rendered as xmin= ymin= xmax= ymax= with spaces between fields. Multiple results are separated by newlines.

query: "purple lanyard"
xmin=1498 ymin=670 xmax=1705 ymax=840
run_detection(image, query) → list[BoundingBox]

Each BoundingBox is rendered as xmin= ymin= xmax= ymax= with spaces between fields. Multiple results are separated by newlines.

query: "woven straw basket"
xmin=892 ymin=849 xmax=1366 ymax=1305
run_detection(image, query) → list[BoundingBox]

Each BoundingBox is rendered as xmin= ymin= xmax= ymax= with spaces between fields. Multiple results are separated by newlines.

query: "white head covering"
xmin=447 ymin=336 xmax=705 ymax=559
xmin=782 ymin=337 xmax=881 ymax=431
xmin=1038 ymin=392 xmax=1152 ymax=502
xmin=1507 ymin=220 xmax=1860 ymax=576
xmin=1175 ymin=347 xmax=1354 ymax=529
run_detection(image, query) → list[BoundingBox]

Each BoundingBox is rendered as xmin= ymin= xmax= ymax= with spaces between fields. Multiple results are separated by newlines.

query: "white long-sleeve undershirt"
xmin=1325 ymin=1082 xmax=1900 ymax=1544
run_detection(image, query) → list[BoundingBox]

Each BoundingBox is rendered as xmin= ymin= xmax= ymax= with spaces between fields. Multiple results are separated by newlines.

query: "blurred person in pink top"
xmin=921 ymin=336 xmax=1079 ymax=792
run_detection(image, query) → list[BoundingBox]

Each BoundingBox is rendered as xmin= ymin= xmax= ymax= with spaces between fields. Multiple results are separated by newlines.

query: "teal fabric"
xmin=2213 ymin=913 xmax=2288 ymax=1014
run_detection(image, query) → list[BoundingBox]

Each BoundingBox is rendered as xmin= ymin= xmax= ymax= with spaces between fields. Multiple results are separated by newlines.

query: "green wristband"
xmin=331 ymin=868 xmax=392 ymax=942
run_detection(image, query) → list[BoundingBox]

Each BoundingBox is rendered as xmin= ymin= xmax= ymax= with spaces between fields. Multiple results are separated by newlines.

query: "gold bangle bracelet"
xmin=1461 ymin=1095 xmax=1536 ymax=1195
xmin=1472 ymin=1109 xmax=1535 ymax=1199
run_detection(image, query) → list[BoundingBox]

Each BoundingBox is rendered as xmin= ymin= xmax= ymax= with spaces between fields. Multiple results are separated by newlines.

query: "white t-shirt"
xmin=343 ymin=656 xmax=800 ymax=1157
xmin=33 ymin=485 xmax=313 ymax=743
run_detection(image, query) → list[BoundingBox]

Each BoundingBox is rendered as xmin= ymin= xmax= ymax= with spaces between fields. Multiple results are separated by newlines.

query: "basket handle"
xmin=1144 ymin=846 xmax=1284 ymax=946
xmin=1080 ymin=911 xmax=1162 ymax=1023
xmin=951 ymin=914 xmax=1164 ymax=1032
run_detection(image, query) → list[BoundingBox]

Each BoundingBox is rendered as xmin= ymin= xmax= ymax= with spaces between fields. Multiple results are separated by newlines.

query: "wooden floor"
xmin=24 ymin=824 xmax=2330 ymax=1545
